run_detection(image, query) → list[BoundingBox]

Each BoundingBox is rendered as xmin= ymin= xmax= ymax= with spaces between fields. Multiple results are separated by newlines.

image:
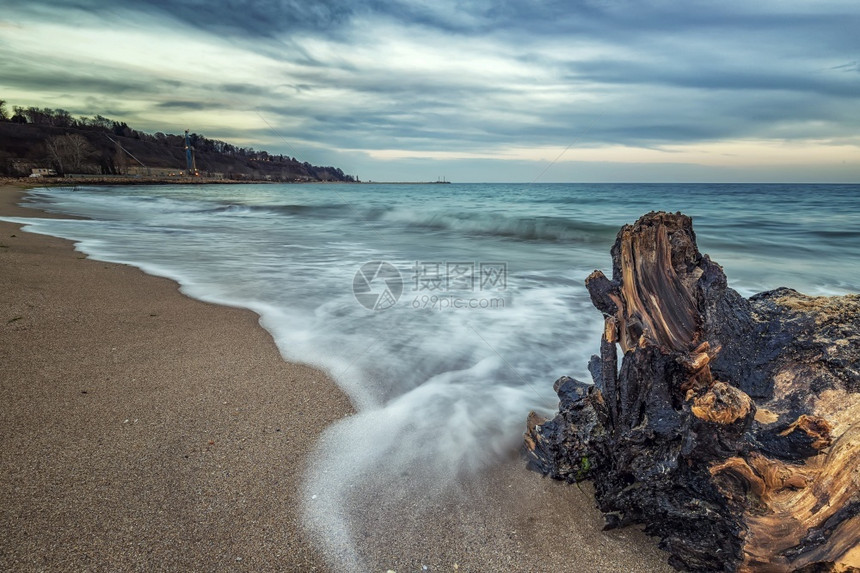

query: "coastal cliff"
xmin=0 ymin=108 xmax=355 ymax=182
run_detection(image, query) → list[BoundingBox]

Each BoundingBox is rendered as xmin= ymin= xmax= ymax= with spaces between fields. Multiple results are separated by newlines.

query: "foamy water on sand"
xmin=11 ymin=182 xmax=860 ymax=568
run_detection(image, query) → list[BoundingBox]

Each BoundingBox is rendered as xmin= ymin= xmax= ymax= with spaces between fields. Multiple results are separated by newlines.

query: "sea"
xmin=9 ymin=182 xmax=860 ymax=566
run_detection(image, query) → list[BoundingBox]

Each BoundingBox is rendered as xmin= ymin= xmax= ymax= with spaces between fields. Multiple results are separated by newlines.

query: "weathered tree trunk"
xmin=524 ymin=212 xmax=860 ymax=572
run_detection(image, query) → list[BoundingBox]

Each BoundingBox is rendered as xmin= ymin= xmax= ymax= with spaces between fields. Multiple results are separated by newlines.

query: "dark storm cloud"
xmin=5 ymin=0 xmax=358 ymax=37
xmin=568 ymin=58 xmax=860 ymax=98
xmin=156 ymin=101 xmax=208 ymax=110
xmin=5 ymin=0 xmax=605 ymax=37
xmin=0 ymin=50 xmax=182 ymax=100
xmin=242 ymin=1 xmax=860 ymax=151
xmin=8 ymin=0 xmax=811 ymax=40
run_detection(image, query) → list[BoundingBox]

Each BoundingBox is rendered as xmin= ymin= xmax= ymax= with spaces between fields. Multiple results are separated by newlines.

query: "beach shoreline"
xmin=0 ymin=184 xmax=355 ymax=571
xmin=0 ymin=183 xmax=674 ymax=572
xmin=0 ymin=177 xmax=357 ymax=188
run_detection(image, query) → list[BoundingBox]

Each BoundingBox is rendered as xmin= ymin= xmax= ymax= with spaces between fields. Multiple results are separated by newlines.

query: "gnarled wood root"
xmin=525 ymin=212 xmax=860 ymax=572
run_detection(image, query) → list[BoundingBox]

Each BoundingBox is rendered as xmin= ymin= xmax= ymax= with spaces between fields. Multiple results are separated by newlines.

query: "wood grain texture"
xmin=525 ymin=212 xmax=859 ymax=571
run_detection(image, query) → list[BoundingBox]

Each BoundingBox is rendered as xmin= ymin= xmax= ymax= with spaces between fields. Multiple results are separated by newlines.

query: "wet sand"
xmin=0 ymin=184 xmax=673 ymax=572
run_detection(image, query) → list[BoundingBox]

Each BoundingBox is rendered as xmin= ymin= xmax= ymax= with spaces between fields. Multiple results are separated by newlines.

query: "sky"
xmin=2 ymin=0 xmax=859 ymax=182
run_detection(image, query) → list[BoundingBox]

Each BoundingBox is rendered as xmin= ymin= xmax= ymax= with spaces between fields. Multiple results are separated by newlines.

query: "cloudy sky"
xmin=3 ymin=0 xmax=859 ymax=182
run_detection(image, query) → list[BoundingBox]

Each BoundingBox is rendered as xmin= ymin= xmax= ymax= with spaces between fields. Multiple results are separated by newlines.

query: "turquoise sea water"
xmin=9 ymin=182 xmax=860 ymax=566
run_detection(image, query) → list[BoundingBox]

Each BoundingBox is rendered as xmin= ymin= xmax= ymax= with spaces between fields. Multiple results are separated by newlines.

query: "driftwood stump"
xmin=524 ymin=212 xmax=859 ymax=572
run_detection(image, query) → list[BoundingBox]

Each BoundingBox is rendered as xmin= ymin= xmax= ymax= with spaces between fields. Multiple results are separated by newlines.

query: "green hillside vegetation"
xmin=0 ymin=100 xmax=356 ymax=182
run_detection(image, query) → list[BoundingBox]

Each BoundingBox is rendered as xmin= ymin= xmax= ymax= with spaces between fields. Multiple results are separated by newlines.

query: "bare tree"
xmin=46 ymin=134 xmax=95 ymax=175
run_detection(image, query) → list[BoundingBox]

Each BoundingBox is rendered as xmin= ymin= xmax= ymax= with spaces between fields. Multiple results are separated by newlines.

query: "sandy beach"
xmin=0 ymin=183 xmax=673 ymax=572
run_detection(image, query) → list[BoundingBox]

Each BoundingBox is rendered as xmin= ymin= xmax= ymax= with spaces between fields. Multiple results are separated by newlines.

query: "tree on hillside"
xmin=53 ymin=109 xmax=73 ymax=128
xmin=46 ymin=134 xmax=96 ymax=175
xmin=11 ymin=106 xmax=27 ymax=123
xmin=81 ymin=115 xmax=113 ymax=130
xmin=0 ymin=100 xmax=7 ymax=121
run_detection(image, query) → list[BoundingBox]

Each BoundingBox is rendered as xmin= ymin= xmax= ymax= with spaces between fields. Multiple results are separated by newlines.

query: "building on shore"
xmin=30 ymin=167 xmax=57 ymax=177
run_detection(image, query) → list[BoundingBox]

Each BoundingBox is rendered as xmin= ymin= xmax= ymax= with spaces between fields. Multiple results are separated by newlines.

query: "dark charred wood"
xmin=524 ymin=212 xmax=860 ymax=572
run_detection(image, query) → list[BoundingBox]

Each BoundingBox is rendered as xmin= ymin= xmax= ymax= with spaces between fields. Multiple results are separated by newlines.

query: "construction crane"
xmin=184 ymin=129 xmax=199 ymax=176
xmin=104 ymin=133 xmax=147 ymax=172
